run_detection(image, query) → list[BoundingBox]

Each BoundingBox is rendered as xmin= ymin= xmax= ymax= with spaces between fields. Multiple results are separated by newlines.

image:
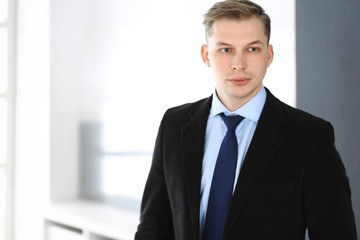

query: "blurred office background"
xmin=0 ymin=0 xmax=359 ymax=239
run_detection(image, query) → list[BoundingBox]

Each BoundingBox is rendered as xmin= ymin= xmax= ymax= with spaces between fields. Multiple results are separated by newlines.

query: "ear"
xmin=267 ymin=44 xmax=274 ymax=67
xmin=201 ymin=44 xmax=211 ymax=67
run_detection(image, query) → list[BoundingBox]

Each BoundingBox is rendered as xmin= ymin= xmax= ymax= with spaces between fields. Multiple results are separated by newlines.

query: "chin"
xmin=229 ymin=87 xmax=258 ymax=101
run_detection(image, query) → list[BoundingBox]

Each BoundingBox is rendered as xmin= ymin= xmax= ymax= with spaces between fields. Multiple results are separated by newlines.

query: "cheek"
xmin=210 ymin=55 xmax=228 ymax=71
xmin=251 ymin=56 xmax=270 ymax=72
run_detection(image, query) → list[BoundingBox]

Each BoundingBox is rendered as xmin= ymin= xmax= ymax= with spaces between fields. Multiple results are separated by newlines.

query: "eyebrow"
xmin=216 ymin=40 xmax=265 ymax=46
xmin=247 ymin=40 xmax=264 ymax=45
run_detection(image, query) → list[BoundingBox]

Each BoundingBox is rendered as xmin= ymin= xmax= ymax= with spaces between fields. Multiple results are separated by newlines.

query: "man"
xmin=135 ymin=0 xmax=357 ymax=239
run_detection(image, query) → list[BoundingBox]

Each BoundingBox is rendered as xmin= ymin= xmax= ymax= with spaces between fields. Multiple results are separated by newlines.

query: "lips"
xmin=228 ymin=77 xmax=251 ymax=86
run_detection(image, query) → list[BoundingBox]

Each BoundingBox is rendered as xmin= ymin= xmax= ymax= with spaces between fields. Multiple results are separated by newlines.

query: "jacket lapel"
xmin=224 ymin=89 xmax=286 ymax=237
xmin=181 ymin=96 xmax=212 ymax=240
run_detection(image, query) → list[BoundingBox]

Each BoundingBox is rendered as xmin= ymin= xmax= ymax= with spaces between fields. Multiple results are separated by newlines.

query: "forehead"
xmin=209 ymin=17 xmax=268 ymax=45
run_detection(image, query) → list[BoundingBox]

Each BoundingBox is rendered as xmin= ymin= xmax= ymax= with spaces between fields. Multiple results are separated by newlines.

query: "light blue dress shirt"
xmin=199 ymin=86 xmax=267 ymax=238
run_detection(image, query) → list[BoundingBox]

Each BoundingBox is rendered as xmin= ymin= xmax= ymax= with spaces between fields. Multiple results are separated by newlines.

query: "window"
xmin=0 ymin=0 xmax=14 ymax=239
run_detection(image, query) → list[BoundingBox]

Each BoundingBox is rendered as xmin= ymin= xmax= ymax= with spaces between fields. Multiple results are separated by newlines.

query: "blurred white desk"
xmin=44 ymin=199 xmax=139 ymax=240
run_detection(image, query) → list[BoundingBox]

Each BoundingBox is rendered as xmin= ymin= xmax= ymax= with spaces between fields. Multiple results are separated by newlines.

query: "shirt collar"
xmin=210 ymin=86 xmax=267 ymax=122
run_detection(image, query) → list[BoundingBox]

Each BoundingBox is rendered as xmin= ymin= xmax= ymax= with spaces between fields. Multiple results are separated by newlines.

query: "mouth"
xmin=228 ymin=77 xmax=251 ymax=86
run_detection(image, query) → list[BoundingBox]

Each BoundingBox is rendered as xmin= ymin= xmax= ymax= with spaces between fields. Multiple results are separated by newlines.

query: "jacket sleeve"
xmin=135 ymin=116 xmax=175 ymax=240
xmin=303 ymin=121 xmax=357 ymax=239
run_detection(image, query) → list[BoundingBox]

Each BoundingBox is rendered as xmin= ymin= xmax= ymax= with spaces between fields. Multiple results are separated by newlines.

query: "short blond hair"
xmin=203 ymin=0 xmax=271 ymax=44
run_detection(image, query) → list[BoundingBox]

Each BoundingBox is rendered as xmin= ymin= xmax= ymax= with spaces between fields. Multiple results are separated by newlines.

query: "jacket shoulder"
xmin=161 ymin=96 xmax=212 ymax=125
xmin=275 ymin=98 xmax=335 ymax=141
xmin=263 ymin=89 xmax=334 ymax=136
xmin=166 ymin=96 xmax=211 ymax=114
xmin=283 ymin=102 xmax=332 ymax=128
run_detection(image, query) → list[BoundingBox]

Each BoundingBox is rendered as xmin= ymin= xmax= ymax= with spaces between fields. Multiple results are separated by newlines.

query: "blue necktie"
xmin=202 ymin=113 xmax=244 ymax=240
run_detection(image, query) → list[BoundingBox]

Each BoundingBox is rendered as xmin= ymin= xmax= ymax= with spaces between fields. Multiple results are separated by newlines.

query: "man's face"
xmin=201 ymin=17 xmax=274 ymax=110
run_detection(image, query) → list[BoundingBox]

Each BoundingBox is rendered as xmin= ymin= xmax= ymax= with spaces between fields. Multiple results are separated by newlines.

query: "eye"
xmin=220 ymin=48 xmax=232 ymax=53
xmin=247 ymin=47 xmax=259 ymax=52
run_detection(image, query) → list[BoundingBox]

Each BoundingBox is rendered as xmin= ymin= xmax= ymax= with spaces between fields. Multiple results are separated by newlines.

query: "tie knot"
xmin=219 ymin=113 xmax=244 ymax=132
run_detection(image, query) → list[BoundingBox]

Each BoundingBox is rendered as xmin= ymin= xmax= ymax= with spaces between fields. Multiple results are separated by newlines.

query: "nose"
xmin=231 ymin=53 xmax=246 ymax=71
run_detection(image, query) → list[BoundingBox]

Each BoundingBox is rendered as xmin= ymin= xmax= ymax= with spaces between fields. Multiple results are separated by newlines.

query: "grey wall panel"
xmin=297 ymin=0 xmax=360 ymax=236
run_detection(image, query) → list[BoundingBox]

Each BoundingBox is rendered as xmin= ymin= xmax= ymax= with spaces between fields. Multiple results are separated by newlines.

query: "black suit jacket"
xmin=135 ymin=89 xmax=357 ymax=240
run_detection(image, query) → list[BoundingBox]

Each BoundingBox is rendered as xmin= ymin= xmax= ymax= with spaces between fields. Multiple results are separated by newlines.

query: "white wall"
xmin=15 ymin=0 xmax=50 ymax=239
xmin=49 ymin=0 xmax=93 ymax=202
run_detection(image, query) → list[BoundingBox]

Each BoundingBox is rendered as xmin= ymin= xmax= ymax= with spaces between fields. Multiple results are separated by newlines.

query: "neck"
xmin=216 ymin=87 xmax=262 ymax=112
xmin=221 ymin=98 xmax=249 ymax=111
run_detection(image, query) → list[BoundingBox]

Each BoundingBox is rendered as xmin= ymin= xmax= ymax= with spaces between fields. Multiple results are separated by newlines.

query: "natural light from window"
xmin=0 ymin=99 xmax=6 ymax=165
xmin=0 ymin=169 xmax=5 ymax=240
xmin=0 ymin=0 xmax=8 ymax=23
xmin=0 ymin=28 xmax=8 ymax=94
